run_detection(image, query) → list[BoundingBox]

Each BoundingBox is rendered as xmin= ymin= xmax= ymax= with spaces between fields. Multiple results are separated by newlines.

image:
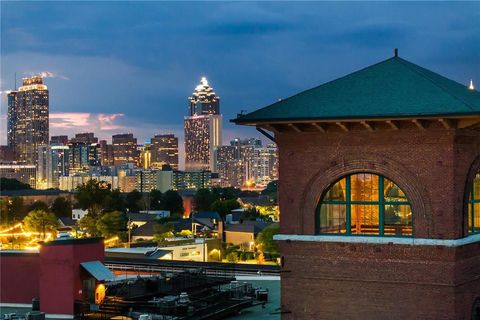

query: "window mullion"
xmin=346 ymin=175 xmax=351 ymax=235
xmin=379 ymin=176 xmax=384 ymax=236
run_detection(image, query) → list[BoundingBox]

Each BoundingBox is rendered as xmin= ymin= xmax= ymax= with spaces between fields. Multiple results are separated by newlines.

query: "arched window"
xmin=468 ymin=173 xmax=480 ymax=234
xmin=317 ymin=173 xmax=413 ymax=236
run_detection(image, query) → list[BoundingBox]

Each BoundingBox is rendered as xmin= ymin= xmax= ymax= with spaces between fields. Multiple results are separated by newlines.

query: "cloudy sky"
xmin=1 ymin=1 xmax=479 ymax=166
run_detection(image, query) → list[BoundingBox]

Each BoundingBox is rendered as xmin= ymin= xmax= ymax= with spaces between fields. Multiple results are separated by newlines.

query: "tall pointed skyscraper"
xmin=184 ymin=77 xmax=222 ymax=171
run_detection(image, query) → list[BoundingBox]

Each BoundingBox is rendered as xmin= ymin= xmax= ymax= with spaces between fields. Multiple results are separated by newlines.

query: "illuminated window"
xmin=468 ymin=173 xmax=480 ymax=234
xmin=317 ymin=173 xmax=413 ymax=236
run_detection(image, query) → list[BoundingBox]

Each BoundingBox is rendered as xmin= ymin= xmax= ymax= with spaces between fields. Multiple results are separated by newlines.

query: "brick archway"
xmin=300 ymin=156 xmax=433 ymax=237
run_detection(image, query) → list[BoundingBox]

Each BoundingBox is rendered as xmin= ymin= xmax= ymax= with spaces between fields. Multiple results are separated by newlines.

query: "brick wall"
xmin=275 ymin=126 xmax=480 ymax=319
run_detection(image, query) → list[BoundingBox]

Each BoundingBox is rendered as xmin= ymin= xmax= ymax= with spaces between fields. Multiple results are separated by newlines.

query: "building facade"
xmin=234 ymin=52 xmax=480 ymax=319
xmin=151 ymin=134 xmax=179 ymax=170
xmin=185 ymin=77 xmax=222 ymax=172
xmin=7 ymin=76 xmax=49 ymax=164
xmin=112 ymin=133 xmax=139 ymax=166
xmin=37 ymin=145 xmax=70 ymax=189
xmin=0 ymin=164 xmax=36 ymax=188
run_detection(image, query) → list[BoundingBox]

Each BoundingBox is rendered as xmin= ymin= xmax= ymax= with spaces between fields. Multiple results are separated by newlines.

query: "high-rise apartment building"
xmin=99 ymin=140 xmax=114 ymax=166
xmin=0 ymin=164 xmax=36 ymax=188
xmin=68 ymin=141 xmax=100 ymax=174
xmin=112 ymin=133 xmax=139 ymax=166
xmin=251 ymin=144 xmax=278 ymax=187
xmin=70 ymin=132 xmax=98 ymax=144
xmin=151 ymin=134 xmax=179 ymax=170
xmin=37 ymin=145 xmax=69 ymax=189
xmin=50 ymin=135 xmax=69 ymax=145
xmin=184 ymin=77 xmax=222 ymax=171
xmin=7 ymin=76 xmax=49 ymax=164
xmin=215 ymin=145 xmax=244 ymax=188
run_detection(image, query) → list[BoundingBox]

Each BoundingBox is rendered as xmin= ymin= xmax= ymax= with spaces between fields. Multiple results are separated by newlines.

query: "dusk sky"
xmin=1 ymin=1 xmax=479 ymax=166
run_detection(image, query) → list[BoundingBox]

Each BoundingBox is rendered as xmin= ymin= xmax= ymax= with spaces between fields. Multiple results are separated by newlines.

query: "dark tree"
xmin=194 ymin=189 xmax=218 ymax=212
xmin=211 ymin=199 xmax=241 ymax=218
xmin=150 ymin=189 xmax=163 ymax=210
xmin=96 ymin=211 xmax=127 ymax=238
xmin=0 ymin=178 xmax=31 ymax=191
xmin=28 ymin=201 xmax=50 ymax=213
xmin=51 ymin=197 xmax=72 ymax=217
xmin=105 ymin=189 xmax=126 ymax=212
xmin=74 ymin=180 xmax=111 ymax=217
xmin=7 ymin=197 xmax=28 ymax=222
xmin=160 ymin=190 xmax=184 ymax=215
xmin=261 ymin=180 xmax=278 ymax=202
xmin=212 ymin=187 xmax=241 ymax=200
xmin=126 ymin=190 xmax=143 ymax=212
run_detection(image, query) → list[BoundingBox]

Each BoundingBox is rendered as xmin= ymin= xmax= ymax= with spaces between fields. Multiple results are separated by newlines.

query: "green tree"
xmin=96 ymin=211 xmax=127 ymax=238
xmin=211 ymin=199 xmax=241 ymax=218
xmin=104 ymin=189 xmax=126 ymax=212
xmin=51 ymin=197 xmax=72 ymax=217
xmin=194 ymin=189 xmax=218 ymax=212
xmin=226 ymin=251 xmax=239 ymax=263
xmin=256 ymin=224 xmax=280 ymax=254
xmin=7 ymin=197 xmax=27 ymax=222
xmin=79 ymin=214 xmax=100 ymax=236
xmin=161 ymin=190 xmax=184 ymax=215
xmin=23 ymin=210 xmax=58 ymax=238
xmin=153 ymin=222 xmax=174 ymax=242
xmin=74 ymin=180 xmax=111 ymax=217
xmin=150 ymin=189 xmax=163 ymax=210
xmin=126 ymin=190 xmax=143 ymax=212
xmin=0 ymin=178 xmax=31 ymax=190
xmin=28 ymin=201 xmax=50 ymax=213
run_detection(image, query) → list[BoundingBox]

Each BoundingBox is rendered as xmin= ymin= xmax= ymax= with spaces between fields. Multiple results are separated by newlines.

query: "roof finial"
xmin=469 ymin=79 xmax=475 ymax=90
xmin=394 ymin=48 xmax=398 ymax=57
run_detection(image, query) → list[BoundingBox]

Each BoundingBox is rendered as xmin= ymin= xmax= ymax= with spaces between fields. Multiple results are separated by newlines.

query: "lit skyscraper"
xmin=7 ymin=76 xmax=49 ymax=164
xmin=112 ymin=133 xmax=139 ymax=166
xmin=151 ymin=134 xmax=179 ymax=170
xmin=37 ymin=145 xmax=70 ymax=189
xmin=184 ymin=77 xmax=222 ymax=171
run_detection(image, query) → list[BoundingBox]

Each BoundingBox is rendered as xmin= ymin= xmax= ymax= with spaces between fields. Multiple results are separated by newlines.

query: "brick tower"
xmin=233 ymin=51 xmax=480 ymax=319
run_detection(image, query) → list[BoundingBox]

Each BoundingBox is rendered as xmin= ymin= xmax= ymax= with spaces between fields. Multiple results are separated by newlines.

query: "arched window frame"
xmin=468 ymin=173 xmax=480 ymax=234
xmin=316 ymin=173 xmax=413 ymax=237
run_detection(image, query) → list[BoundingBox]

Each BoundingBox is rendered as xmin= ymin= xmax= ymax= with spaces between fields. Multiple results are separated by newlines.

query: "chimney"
xmin=394 ymin=48 xmax=398 ymax=57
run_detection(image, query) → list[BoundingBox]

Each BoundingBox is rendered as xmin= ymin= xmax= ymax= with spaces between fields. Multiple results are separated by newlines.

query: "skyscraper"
xmin=151 ymin=134 xmax=179 ymax=170
xmin=37 ymin=145 xmax=69 ymax=189
xmin=7 ymin=76 xmax=49 ymax=164
xmin=68 ymin=132 xmax=100 ymax=174
xmin=112 ymin=133 xmax=139 ymax=166
xmin=184 ymin=77 xmax=222 ymax=171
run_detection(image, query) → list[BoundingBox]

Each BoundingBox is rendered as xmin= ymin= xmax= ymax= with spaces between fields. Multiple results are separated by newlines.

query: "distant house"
xmin=190 ymin=212 xmax=223 ymax=238
xmin=57 ymin=217 xmax=77 ymax=232
xmin=72 ymin=208 xmax=88 ymax=220
xmin=131 ymin=221 xmax=157 ymax=241
xmin=224 ymin=221 xmax=274 ymax=250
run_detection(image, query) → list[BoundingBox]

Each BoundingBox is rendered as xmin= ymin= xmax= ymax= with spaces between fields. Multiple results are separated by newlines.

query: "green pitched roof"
xmin=233 ymin=56 xmax=480 ymax=124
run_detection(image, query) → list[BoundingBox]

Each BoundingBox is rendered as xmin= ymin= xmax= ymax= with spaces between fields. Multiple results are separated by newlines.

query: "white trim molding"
xmin=46 ymin=314 xmax=74 ymax=319
xmin=0 ymin=303 xmax=31 ymax=308
xmin=273 ymin=233 xmax=480 ymax=247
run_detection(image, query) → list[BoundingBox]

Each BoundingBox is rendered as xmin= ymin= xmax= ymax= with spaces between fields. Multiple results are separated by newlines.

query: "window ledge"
xmin=273 ymin=233 xmax=480 ymax=247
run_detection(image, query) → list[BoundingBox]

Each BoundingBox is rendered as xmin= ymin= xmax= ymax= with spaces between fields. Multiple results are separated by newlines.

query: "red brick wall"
xmin=275 ymin=126 xmax=480 ymax=319
xmin=277 ymin=128 xmax=480 ymax=239
xmin=279 ymin=240 xmax=480 ymax=319
xmin=0 ymin=252 xmax=40 ymax=304
xmin=39 ymin=238 xmax=104 ymax=315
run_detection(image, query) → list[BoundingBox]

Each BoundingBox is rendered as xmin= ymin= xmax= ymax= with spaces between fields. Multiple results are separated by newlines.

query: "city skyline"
xmin=1 ymin=2 xmax=479 ymax=159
